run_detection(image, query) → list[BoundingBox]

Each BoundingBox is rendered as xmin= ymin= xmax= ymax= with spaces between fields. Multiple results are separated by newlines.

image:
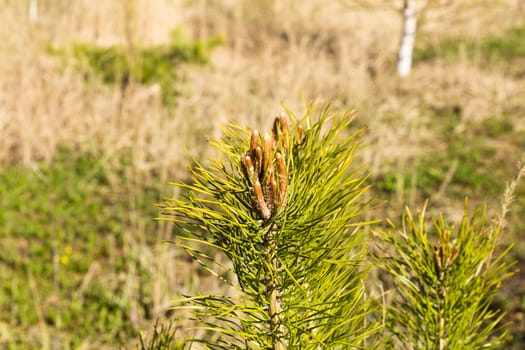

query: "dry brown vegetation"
xmin=1 ymin=0 xmax=525 ymax=348
xmin=2 ymin=0 xmax=523 ymax=173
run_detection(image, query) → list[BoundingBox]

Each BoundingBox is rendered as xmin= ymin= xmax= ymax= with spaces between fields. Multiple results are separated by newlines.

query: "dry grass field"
xmin=1 ymin=0 xmax=525 ymax=348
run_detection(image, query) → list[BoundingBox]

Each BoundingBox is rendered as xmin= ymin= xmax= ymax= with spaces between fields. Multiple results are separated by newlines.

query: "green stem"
xmin=270 ymin=288 xmax=284 ymax=350
xmin=265 ymin=224 xmax=285 ymax=350
xmin=437 ymin=270 xmax=446 ymax=350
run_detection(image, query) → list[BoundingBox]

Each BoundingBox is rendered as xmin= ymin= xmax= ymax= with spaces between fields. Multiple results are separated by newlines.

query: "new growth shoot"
xmin=162 ymin=104 xmax=380 ymax=349
xmin=239 ymin=114 xmax=292 ymax=350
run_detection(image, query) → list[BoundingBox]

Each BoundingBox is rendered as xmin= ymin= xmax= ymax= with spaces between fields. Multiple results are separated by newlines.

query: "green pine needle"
xmin=161 ymin=103 xmax=381 ymax=349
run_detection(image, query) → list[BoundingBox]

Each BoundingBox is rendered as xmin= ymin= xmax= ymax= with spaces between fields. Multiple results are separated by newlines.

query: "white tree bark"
xmin=397 ymin=0 xmax=417 ymax=77
xmin=29 ymin=0 xmax=38 ymax=23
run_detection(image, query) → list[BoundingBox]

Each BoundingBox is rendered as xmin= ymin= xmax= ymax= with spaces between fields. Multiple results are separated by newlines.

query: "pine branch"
xmin=376 ymin=201 xmax=516 ymax=349
xmin=161 ymin=103 xmax=381 ymax=349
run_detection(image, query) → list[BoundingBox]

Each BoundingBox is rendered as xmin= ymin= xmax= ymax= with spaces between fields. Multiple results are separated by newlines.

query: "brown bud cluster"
xmin=240 ymin=114 xmax=291 ymax=220
xmin=433 ymin=230 xmax=460 ymax=272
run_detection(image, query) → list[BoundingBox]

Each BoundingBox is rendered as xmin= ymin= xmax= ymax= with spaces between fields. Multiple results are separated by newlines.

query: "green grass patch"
xmin=374 ymin=109 xmax=514 ymax=201
xmin=414 ymin=23 xmax=525 ymax=71
xmin=50 ymin=28 xmax=222 ymax=104
xmin=375 ymin=153 xmax=502 ymax=199
xmin=0 ymin=149 xmax=164 ymax=348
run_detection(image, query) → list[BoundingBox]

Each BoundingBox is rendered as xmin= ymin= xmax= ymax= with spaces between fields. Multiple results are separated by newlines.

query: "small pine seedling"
xmin=160 ymin=104 xmax=382 ymax=349
xmin=375 ymin=201 xmax=516 ymax=350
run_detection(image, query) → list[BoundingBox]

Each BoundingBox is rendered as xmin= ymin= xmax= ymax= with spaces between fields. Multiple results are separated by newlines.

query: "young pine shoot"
xmin=160 ymin=105 xmax=381 ymax=349
xmin=376 ymin=202 xmax=515 ymax=350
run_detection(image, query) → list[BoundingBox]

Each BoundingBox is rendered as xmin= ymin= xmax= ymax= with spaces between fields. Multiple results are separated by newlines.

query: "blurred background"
xmin=0 ymin=0 xmax=524 ymax=348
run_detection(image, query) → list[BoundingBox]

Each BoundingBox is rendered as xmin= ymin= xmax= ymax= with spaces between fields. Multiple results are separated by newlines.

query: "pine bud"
xmin=434 ymin=246 xmax=442 ymax=270
xmin=255 ymin=146 xmax=263 ymax=178
xmin=245 ymin=155 xmax=255 ymax=184
xmin=272 ymin=118 xmax=280 ymax=148
xmin=250 ymin=129 xmax=259 ymax=159
xmin=443 ymin=245 xmax=460 ymax=269
xmin=263 ymin=132 xmax=272 ymax=173
xmin=240 ymin=154 xmax=250 ymax=182
xmin=254 ymin=180 xmax=271 ymax=220
xmin=264 ymin=166 xmax=276 ymax=214
xmin=278 ymin=113 xmax=289 ymax=150
xmin=450 ymin=246 xmax=459 ymax=264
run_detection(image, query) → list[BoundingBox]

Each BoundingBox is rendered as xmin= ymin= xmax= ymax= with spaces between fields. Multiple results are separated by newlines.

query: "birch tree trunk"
xmin=29 ymin=0 xmax=38 ymax=23
xmin=397 ymin=0 xmax=417 ymax=77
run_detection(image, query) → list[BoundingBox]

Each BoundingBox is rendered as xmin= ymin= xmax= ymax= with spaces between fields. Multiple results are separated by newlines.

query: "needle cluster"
xmin=161 ymin=104 xmax=380 ymax=349
xmin=375 ymin=202 xmax=515 ymax=349
xmin=239 ymin=114 xmax=291 ymax=221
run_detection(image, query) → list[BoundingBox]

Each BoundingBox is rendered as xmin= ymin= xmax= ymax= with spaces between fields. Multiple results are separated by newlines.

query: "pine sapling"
xmin=375 ymin=201 xmax=516 ymax=349
xmin=160 ymin=104 xmax=381 ymax=349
